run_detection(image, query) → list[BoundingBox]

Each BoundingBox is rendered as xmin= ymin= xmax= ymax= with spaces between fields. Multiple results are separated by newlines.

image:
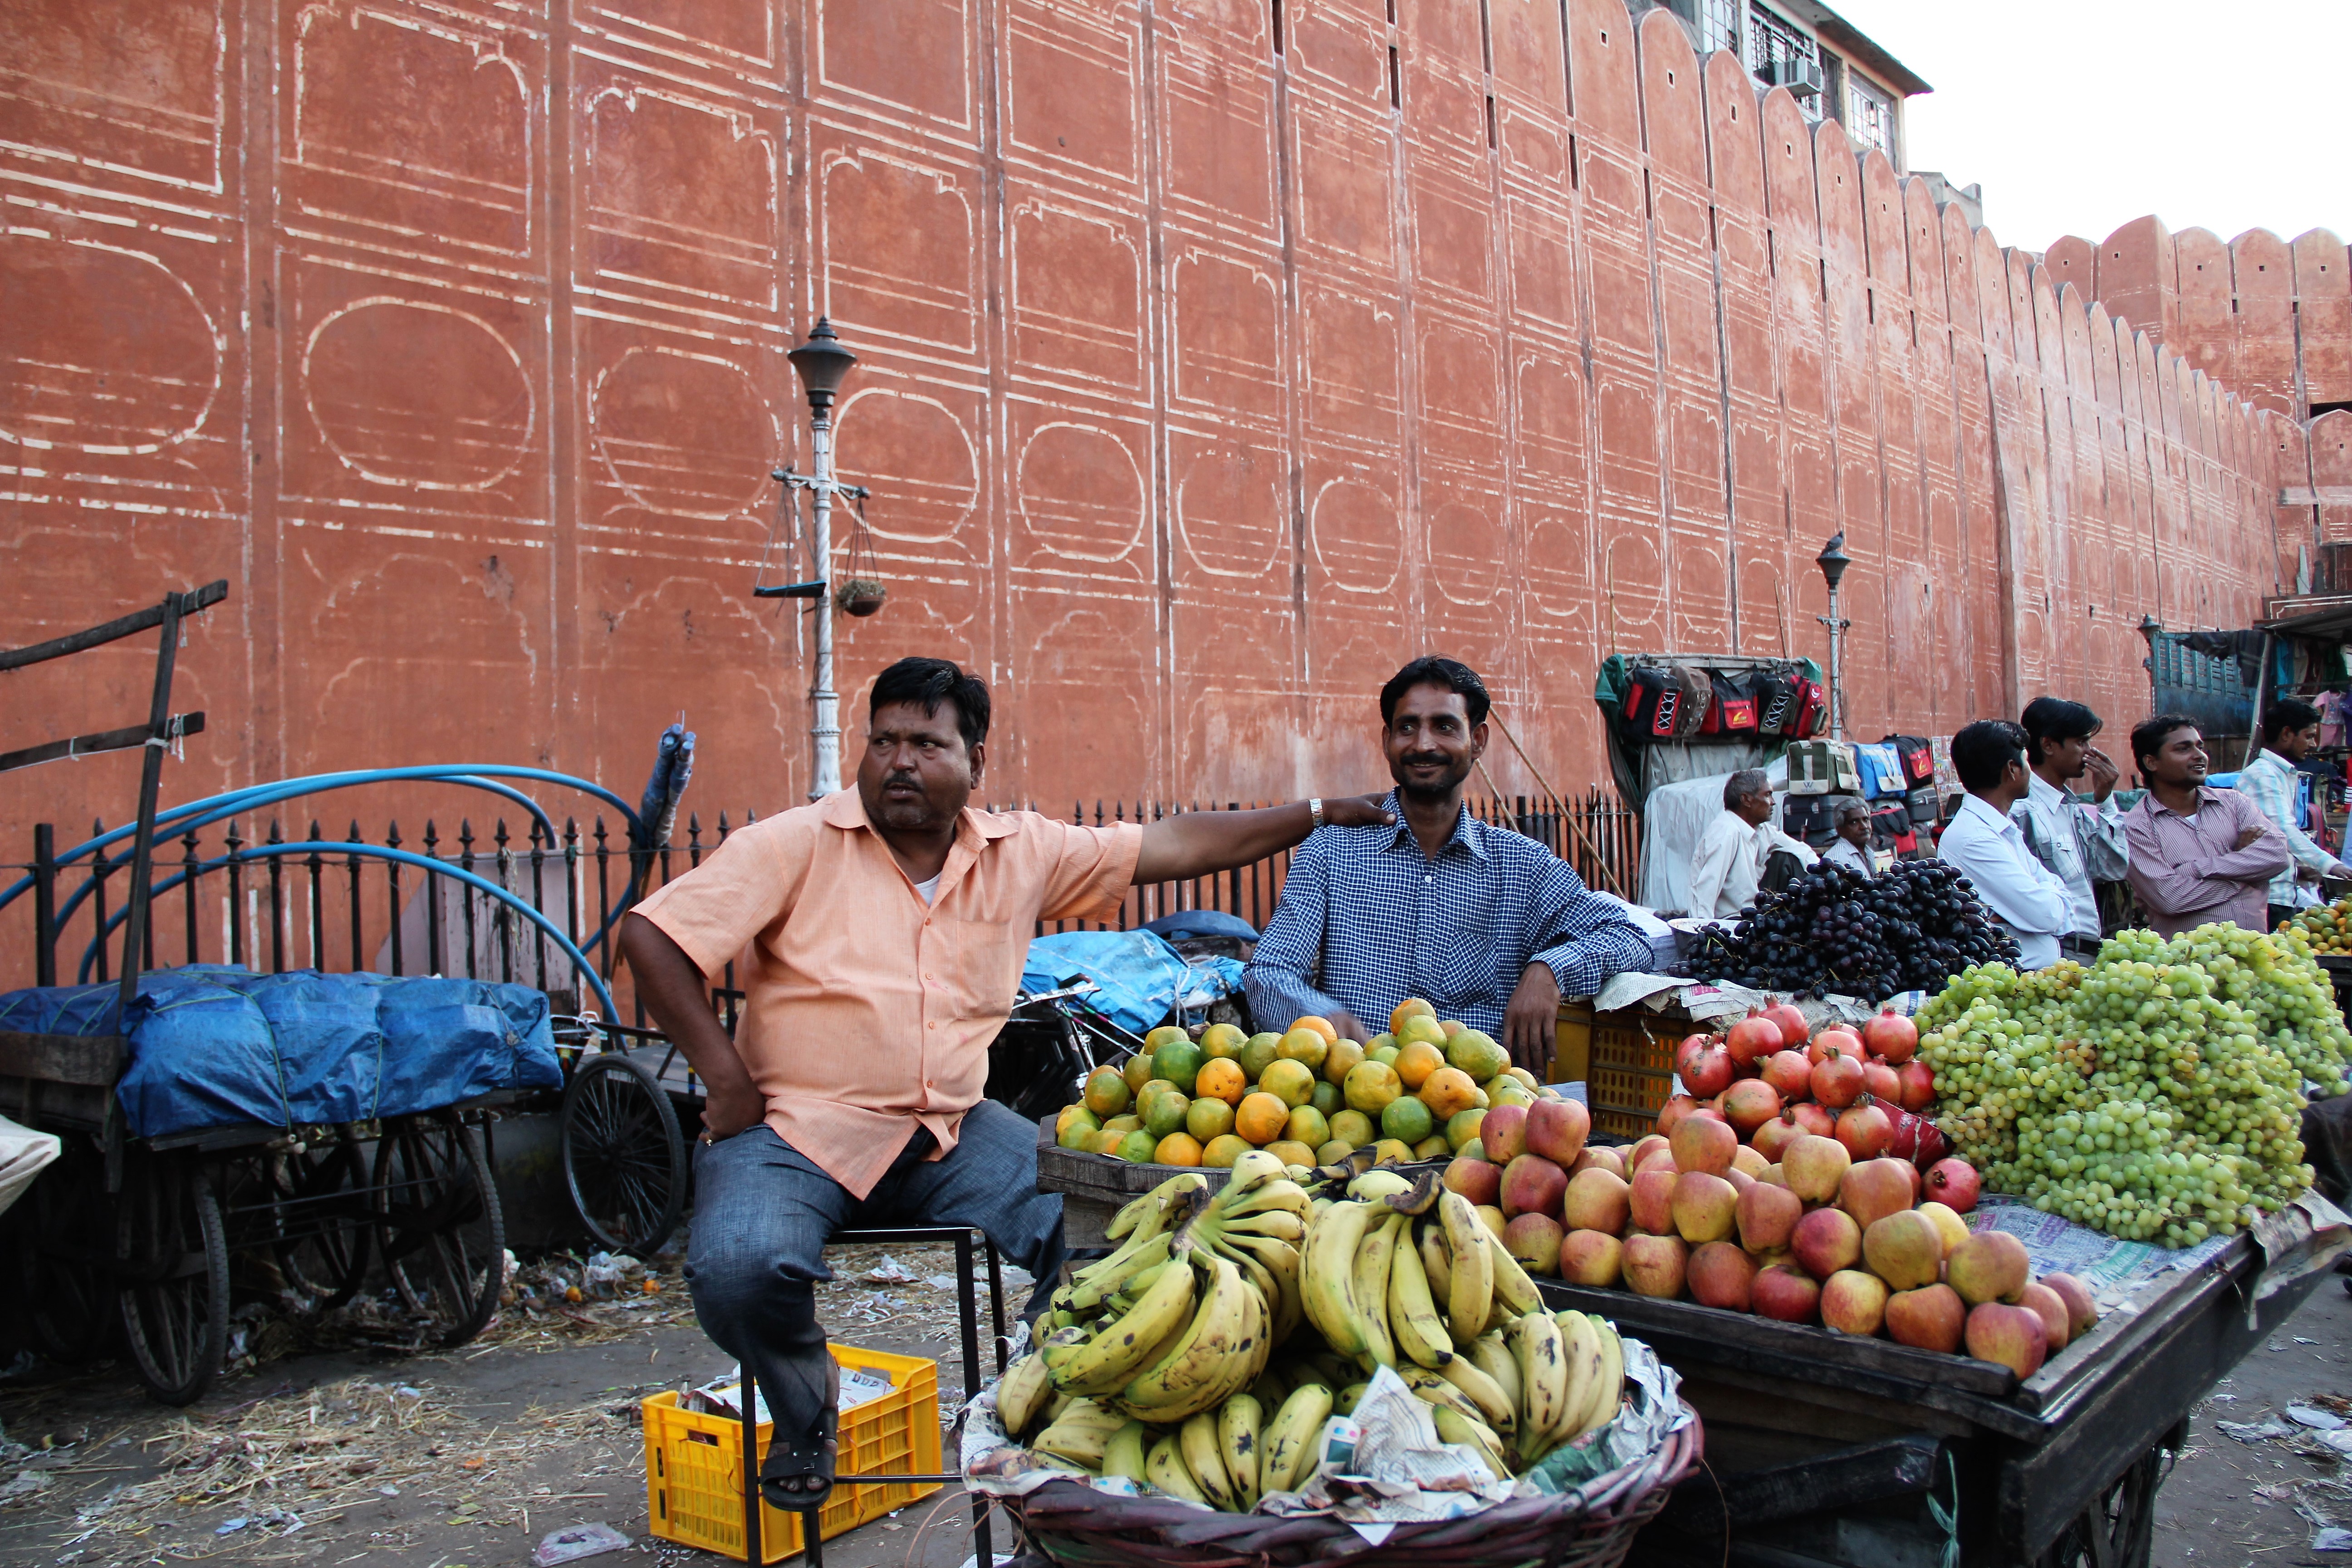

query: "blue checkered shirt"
xmin=2235 ymin=748 xmax=2342 ymax=907
xmin=1243 ymin=792 xmax=1653 ymax=1034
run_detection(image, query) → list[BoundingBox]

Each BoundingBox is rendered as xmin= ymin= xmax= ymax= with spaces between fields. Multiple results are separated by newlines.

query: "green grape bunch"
xmin=1913 ymin=923 xmax=2349 ymax=1248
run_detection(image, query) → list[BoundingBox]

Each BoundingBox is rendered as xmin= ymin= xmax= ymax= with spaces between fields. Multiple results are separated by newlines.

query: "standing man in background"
xmin=1689 ymin=769 xmax=1818 ymax=920
xmin=2014 ymin=697 xmax=2129 ymax=963
xmin=1938 ymin=720 xmax=2073 ymax=970
xmin=2121 ymin=715 xmax=2292 ymax=937
xmin=2238 ymin=699 xmax=2352 ymax=930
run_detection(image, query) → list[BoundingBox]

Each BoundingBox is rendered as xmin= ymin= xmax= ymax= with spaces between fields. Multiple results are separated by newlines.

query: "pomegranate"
xmin=1676 ymin=1034 xmax=1735 ymax=1099
xmin=1811 ymin=1049 xmax=1865 ymax=1109
xmin=1861 ymin=1060 xmax=1901 ymax=1103
xmin=1761 ymin=1001 xmax=1810 ymax=1050
xmin=1723 ymin=1078 xmax=1783 ymax=1136
xmin=1924 ymin=1157 xmax=1982 ymax=1213
xmin=1896 ymin=1060 xmax=1936 ymax=1112
xmin=1808 ymin=1025 xmax=1863 ymax=1066
xmin=1787 ymin=1101 xmax=1837 ymax=1139
xmin=1725 ymin=1013 xmax=1783 ymax=1069
xmin=1751 ymin=1111 xmax=1806 ymax=1162
xmin=1761 ymin=1049 xmax=1813 ymax=1100
xmin=1835 ymin=1101 xmax=1893 ymax=1160
xmin=1863 ymin=1007 xmax=1919 ymax=1064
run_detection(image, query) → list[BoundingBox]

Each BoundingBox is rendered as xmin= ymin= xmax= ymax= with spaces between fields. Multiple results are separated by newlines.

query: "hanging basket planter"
xmin=835 ymin=577 xmax=887 ymax=617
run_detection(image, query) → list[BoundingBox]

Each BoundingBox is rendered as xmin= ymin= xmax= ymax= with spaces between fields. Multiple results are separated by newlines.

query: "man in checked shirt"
xmin=1245 ymin=657 xmax=1653 ymax=1071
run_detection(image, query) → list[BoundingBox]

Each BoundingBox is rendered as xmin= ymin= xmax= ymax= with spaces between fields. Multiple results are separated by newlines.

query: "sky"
xmin=1823 ymin=0 xmax=2352 ymax=255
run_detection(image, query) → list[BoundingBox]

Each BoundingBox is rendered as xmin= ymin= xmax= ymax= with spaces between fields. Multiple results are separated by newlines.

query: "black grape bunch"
xmin=1688 ymin=859 xmax=2020 ymax=1001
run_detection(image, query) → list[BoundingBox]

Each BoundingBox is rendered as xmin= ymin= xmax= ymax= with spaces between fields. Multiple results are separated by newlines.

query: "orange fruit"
xmin=1186 ymin=1096 xmax=1235 ymax=1142
xmin=1284 ymin=1105 xmax=1330 ymax=1149
xmin=1235 ymin=1091 xmax=1291 ymax=1145
xmin=1371 ymin=1138 xmax=1415 ymax=1165
xmin=1195 ymin=1057 xmax=1248 ymax=1106
xmin=1092 ymin=1127 xmax=1127 ymax=1155
xmin=1343 ymin=1060 xmax=1403 ymax=1115
xmin=1322 ymin=1038 xmax=1366 ymax=1086
xmin=1264 ymin=1139 xmax=1318 ymax=1168
xmin=1389 ymin=998 xmax=1436 ymax=1035
xmin=1396 ymin=1014 xmax=1447 ymax=1051
xmin=1418 ymin=1065 xmax=1479 ymax=1118
xmin=1276 ymin=1029 xmax=1330 ymax=1073
xmin=1259 ymin=1058 xmax=1317 ymax=1108
xmin=1395 ymin=1040 xmax=1445 ymax=1090
xmin=1289 ymin=1016 xmax=1340 ymax=1044
xmin=1413 ymin=1134 xmax=1450 ymax=1160
xmin=1315 ymin=1139 xmax=1356 ymax=1166
xmin=1439 ymin=1019 xmax=1465 ymax=1039
xmin=1200 ymin=1133 xmax=1252 ymax=1168
xmin=1154 ymin=1132 xmax=1204 ymax=1166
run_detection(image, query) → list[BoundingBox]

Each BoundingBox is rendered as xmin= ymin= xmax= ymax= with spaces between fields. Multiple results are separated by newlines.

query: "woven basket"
xmin=1003 ymin=1406 xmax=1703 ymax=1568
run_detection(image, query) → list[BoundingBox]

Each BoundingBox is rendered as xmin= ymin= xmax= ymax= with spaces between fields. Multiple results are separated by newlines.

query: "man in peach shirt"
xmin=620 ymin=657 xmax=1390 ymax=1509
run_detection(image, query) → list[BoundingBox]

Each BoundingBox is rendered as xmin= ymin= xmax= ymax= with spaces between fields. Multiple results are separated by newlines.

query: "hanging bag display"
xmin=1621 ymin=665 xmax=1681 ymax=741
xmin=1670 ymin=665 xmax=1713 ymax=740
xmin=1712 ymin=671 xmax=1759 ymax=736
xmin=1753 ymin=666 xmax=1800 ymax=739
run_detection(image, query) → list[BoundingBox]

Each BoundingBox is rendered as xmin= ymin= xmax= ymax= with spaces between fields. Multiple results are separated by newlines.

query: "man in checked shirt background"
xmin=1245 ymin=657 xmax=1653 ymax=1072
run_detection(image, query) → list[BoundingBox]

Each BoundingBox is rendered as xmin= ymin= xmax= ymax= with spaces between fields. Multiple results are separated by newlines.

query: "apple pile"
xmin=1666 ymin=1002 xmax=1937 ymax=1167
xmin=1447 ymin=1107 xmax=2094 ymax=1380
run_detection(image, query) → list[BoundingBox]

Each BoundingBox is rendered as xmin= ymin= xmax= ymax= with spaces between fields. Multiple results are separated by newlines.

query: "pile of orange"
xmin=1053 ymin=998 xmax=1562 ymax=1172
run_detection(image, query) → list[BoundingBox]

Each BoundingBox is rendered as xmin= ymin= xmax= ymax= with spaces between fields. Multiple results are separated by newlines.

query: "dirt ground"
xmin=4 ymin=1241 xmax=2341 ymax=1568
xmin=0 ymin=1242 xmax=1018 ymax=1568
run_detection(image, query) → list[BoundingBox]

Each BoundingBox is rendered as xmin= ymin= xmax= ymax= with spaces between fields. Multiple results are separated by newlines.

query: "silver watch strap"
xmin=1309 ymin=797 xmax=1324 ymax=830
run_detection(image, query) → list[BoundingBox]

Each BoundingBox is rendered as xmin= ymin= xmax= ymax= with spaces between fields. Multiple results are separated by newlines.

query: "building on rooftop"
xmin=1640 ymin=0 xmax=1930 ymax=170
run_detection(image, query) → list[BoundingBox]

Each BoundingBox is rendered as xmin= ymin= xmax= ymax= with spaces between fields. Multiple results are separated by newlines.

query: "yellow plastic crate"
xmin=644 ymin=1343 xmax=942 ymax=1563
xmin=1558 ymin=1000 xmax=1686 ymax=1141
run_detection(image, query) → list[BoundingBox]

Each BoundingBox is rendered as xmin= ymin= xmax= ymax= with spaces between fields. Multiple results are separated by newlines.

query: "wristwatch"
xmin=1309 ymin=797 xmax=1324 ymax=830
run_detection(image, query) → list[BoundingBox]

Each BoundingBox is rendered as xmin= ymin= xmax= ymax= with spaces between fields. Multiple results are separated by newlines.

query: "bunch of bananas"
xmin=1299 ymin=1168 xmax=1627 ymax=1475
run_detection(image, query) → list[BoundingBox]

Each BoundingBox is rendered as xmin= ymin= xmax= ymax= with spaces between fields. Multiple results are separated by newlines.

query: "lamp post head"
xmin=1816 ymin=533 xmax=1852 ymax=594
xmin=788 ymin=318 xmax=858 ymax=413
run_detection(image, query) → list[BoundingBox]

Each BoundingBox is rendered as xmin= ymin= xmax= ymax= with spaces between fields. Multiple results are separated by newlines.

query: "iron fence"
xmin=6 ymin=789 xmax=1639 ymax=1023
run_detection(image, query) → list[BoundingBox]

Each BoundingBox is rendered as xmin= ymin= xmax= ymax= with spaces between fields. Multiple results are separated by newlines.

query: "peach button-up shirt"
xmin=632 ymin=789 xmax=1142 ymax=1198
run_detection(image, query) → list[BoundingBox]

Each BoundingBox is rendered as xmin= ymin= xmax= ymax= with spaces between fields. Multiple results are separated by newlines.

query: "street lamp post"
xmin=1815 ymin=534 xmax=1852 ymax=741
xmin=768 ymin=319 xmax=859 ymax=799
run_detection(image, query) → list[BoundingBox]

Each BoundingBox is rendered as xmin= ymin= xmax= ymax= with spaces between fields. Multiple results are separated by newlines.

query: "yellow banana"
xmin=1225 ymin=1150 xmax=1288 ymax=1196
xmin=1431 ymin=1405 xmax=1513 ymax=1483
xmin=1352 ymin=1213 xmax=1403 ymax=1370
xmin=1348 ymin=1169 xmax=1414 ymax=1200
xmin=1418 ymin=1220 xmax=1452 ymax=1302
xmin=1334 ymin=1380 xmax=1367 ymax=1416
xmin=1209 ymin=1240 xmax=1280 ymax=1337
xmin=1248 ymin=1362 xmax=1292 ymax=1411
xmin=1051 ymin=1250 xmax=1200 ymax=1395
xmin=1300 ymin=1201 xmax=1377 ymax=1357
xmin=1121 ymin=1255 xmax=1254 ymax=1420
xmin=1436 ymin=1352 xmax=1515 ymax=1433
xmin=1218 ymin=1177 xmax=1311 ymax=1221
xmin=1258 ymin=1382 xmax=1333 ymax=1495
xmin=1507 ymin=1312 xmax=1568 ymax=1441
xmin=1466 ymin=1332 xmax=1522 ymax=1414
xmin=1575 ymin=1315 xmax=1625 ymax=1438
xmin=1219 ymin=1393 xmax=1263 ymax=1510
xmin=1387 ymin=1230 xmax=1455 ymax=1370
xmin=1219 ymin=1231 xmax=1304 ymax=1347
xmin=1179 ymin=1410 xmax=1239 ymax=1509
xmin=1038 ymin=1392 xmax=1073 ymax=1430
xmin=1553 ymin=1312 xmax=1601 ymax=1446
xmin=1218 ymin=1210 xmax=1307 ymax=1242
xmin=996 ymin=1351 xmax=1053 ymax=1436
xmin=1440 ymin=1193 xmax=1494 ymax=1343
xmin=1068 ymin=1231 xmax=1175 ymax=1312
xmin=1146 ymin=1434 xmax=1207 ymax=1504
xmin=1487 ymin=1228 xmax=1544 ymax=1318
xmin=1033 ymin=1399 xmax=1127 ymax=1466
xmin=1401 ymin=1365 xmax=1488 ymax=1429
xmin=1101 ymin=1419 xmax=1151 ymax=1481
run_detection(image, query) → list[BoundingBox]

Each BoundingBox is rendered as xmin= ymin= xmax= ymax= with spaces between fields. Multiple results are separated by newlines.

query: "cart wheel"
xmin=115 ymin=1154 xmax=230 ymax=1406
xmin=10 ymin=1138 xmax=114 ymax=1364
xmin=264 ymin=1136 xmax=373 ymax=1310
xmin=560 ymin=1051 xmax=686 ymax=1257
xmin=373 ymin=1115 xmax=505 ymax=1348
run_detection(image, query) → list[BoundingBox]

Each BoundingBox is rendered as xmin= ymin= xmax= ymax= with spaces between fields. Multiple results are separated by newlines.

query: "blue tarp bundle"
xmin=0 ymin=967 xmax=562 ymax=1139
xmin=1019 ymin=931 xmax=1245 ymax=1035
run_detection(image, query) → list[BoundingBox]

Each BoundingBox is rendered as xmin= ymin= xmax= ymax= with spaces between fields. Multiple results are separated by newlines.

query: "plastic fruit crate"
xmin=643 ymin=1343 xmax=941 ymax=1563
xmin=1559 ymin=1000 xmax=1685 ymax=1140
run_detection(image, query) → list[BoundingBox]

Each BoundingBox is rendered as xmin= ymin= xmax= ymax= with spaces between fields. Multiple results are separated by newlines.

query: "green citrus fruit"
xmin=1446 ymin=1107 xmax=1488 ymax=1151
xmin=1315 ymin=1139 xmax=1356 ymax=1166
xmin=1369 ymin=1044 xmax=1401 ymax=1068
xmin=1329 ymin=1108 xmax=1376 ymax=1147
xmin=1186 ymin=1096 xmax=1235 ymax=1142
xmin=1143 ymin=1089 xmax=1192 ymax=1139
xmin=1237 ymin=1033 xmax=1283 ymax=1083
xmin=1446 ymin=1029 xmax=1509 ymax=1083
xmin=1144 ymin=1024 xmax=1191 ymax=1053
xmin=1200 ymin=1133 xmax=1251 ymax=1168
xmin=1102 ymin=1114 xmax=1142 ymax=1135
xmin=1457 ymin=1137 xmax=1486 ymax=1162
xmin=1371 ymin=1138 xmax=1415 ymax=1166
xmin=1275 ymin=1029 xmax=1330 ymax=1073
xmin=1258 ymin=1058 xmax=1315 ymax=1108
xmin=1115 ymin=1131 xmax=1159 ymax=1163
xmin=1308 ymin=1080 xmax=1343 ymax=1118
xmin=1284 ymin=1105 xmax=1330 ymax=1149
xmin=1200 ymin=1022 xmax=1248 ymax=1059
xmin=1343 ymin=1060 xmax=1404 ymax=1115
xmin=1152 ymin=1040 xmax=1205 ymax=1095
xmin=1056 ymin=1108 xmax=1100 ymax=1150
xmin=1122 ymin=1053 xmax=1158 ymax=1095
xmin=1484 ymin=1075 xmax=1534 ymax=1108
xmin=1380 ymin=1095 xmax=1435 ymax=1146
xmin=1082 ymin=1067 xmax=1131 ymax=1117
xmin=1413 ymin=1134 xmax=1451 ymax=1160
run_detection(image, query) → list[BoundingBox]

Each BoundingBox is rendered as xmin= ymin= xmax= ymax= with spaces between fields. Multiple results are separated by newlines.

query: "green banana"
xmin=1067 ymin=1230 xmax=1175 ymax=1313
xmin=1107 ymin=1171 xmax=1209 ymax=1242
xmin=1179 ymin=1409 xmax=1238 ymax=1509
xmin=1258 ymin=1382 xmax=1333 ymax=1495
xmin=1431 ymin=1405 xmax=1513 ymax=1483
xmin=1387 ymin=1230 xmax=1455 ymax=1370
xmin=1101 ymin=1419 xmax=1151 ymax=1481
xmin=1219 ymin=1393 xmax=1263 ymax=1510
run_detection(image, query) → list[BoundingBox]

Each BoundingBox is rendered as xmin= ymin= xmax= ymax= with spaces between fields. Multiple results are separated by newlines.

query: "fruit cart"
xmin=1546 ymin=1215 xmax=2340 ymax=1568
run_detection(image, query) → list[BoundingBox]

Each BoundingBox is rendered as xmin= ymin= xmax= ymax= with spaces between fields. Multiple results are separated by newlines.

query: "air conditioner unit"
xmin=1763 ymin=57 xmax=1823 ymax=98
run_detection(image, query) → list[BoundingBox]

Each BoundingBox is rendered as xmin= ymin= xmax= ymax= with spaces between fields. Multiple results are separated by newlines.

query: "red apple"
xmin=1884 ymin=1282 xmax=1967 ymax=1352
xmin=1811 ymin=1050 xmax=1864 ymax=1109
xmin=1622 ymin=1234 xmax=1690 ymax=1298
xmin=1670 ymin=1113 xmax=1738 ymax=1177
xmin=1948 ymin=1231 xmax=2031 ymax=1306
xmin=1835 ymin=1102 xmax=1893 ymax=1160
xmin=1676 ymin=1035 xmax=1735 ymax=1099
xmin=1751 ymin=1112 xmax=1805 ymax=1163
xmin=2042 ymin=1273 xmax=2099 ymax=1339
xmin=1479 ymin=1102 xmax=1530 ymax=1164
xmin=1559 ymin=1229 xmax=1624 ymax=1287
xmin=1503 ymin=1213 xmax=1565 ymax=1276
xmin=1735 ymin=1178 xmax=1804 ymax=1253
xmin=1687 ymin=1241 xmax=1759 ymax=1311
xmin=1752 ymin=1264 xmax=1822 ymax=1323
xmin=1923 ymin=1157 xmax=1980 ymax=1213
xmin=1723 ymin=1079 xmax=1783 ymax=1136
xmin=1629 ymin=1167 xmax=1679 ymax=1235
xmin=1499 ymin=1154 xmax=1568 ymax=1221
xmin=1791 ymin=1206 xmax=1862 ymax=1280
xmin=1863 ymin=1007 xmax=1919 ymax=1064
xmin=1838 ymin=1158 xmax=1917 ymax=1230
xmin=1626 ymin=1134 xmax=1668 ymax=1172
xmin=1965 ymin=1302 xmax=2048 ymax=1379
xmin=1896 ymin=1060 xmax=1937 ymax=1113
xmin=1821 ymin=1269 xmax=1890 ymax=1336
xmin=2016 ymin=1281 xmax=2071 ymax=1352
xmin=1671 ymin=1171 xmax=1740 ymax=1245
xmin=1525 ymin=1098 xmax=1592 ymax=1167
xmin=1761 ymin=1001 xmax=1810 ymax=1050
xmin=1725 ymin=1014 xmax=1782 ymax=1068
xmin=1443 ymin=1155 xmax=1502 ymax=1207
xmin=1569 ymin=1146 xmax=1626 ymax=1180
xmin=1563 ymin=1167 xmax=1632 ymax=1234
xmin=1656 ymin=1095 xmax=1701 ymax=1137
xmin=1861 ymin=1061 xmax=1901 ymax=1103
xmin=1782 ymin=1134 xmax=1852 ymax=1203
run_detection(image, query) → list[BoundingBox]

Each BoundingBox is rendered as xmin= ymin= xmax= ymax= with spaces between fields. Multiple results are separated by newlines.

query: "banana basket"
xmin=999 ymin=1404 xmax=1701 ymax=1568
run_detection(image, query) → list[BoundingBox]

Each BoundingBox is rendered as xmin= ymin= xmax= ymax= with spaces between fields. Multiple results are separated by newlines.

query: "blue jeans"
xmin=685 ymin=1101 xmax=1064 ymax=1447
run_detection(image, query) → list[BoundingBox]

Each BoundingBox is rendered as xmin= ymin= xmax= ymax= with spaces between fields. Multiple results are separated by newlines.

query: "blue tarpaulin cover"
xmin=1020 ymin=931 xmax=1245 ymax=1035
xmin=0 ymin=967 xmax=561 ymax=1138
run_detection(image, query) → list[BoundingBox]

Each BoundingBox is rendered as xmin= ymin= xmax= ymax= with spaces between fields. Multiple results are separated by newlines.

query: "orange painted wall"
xmin=0 ymin=0 xmax=2287 ymax=875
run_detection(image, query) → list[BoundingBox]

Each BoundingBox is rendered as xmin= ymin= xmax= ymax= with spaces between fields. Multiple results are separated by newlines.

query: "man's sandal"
xmin=759 ymin=1357 xmax=840 ymax=1513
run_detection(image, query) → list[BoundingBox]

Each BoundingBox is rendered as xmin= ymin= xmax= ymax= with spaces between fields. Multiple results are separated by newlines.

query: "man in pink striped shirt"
xmin=2119 ymin=715 xmax=2290 ymax=938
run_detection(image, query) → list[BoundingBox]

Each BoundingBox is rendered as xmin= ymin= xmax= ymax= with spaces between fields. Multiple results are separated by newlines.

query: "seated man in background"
xmin=1690 ymin=769 xmax=1818 ymax=919
xmin=2239 ymin=698 xmax=2352 ymax=931
xmin=1821 ymin=798 xmax=1877 ymax=878
xmin=2121 ymin=714 xmax=2290 ymax=937
xmin=2014 ymin=696 xmax=2129 ymax=963
xmin=1245 ymin=657 xmax=1651 ymax=1073
xmin=1937 ymin=720 xmax=2072 ymax=970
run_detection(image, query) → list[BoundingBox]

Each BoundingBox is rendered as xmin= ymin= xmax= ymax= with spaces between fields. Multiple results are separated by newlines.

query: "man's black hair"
xmin=2130 ymin=713 xmax=2200 ymax=772
xmin=2263 ymin=698 xmax=2323 ymax=746
xmin=1952 ymin=719 xmax=2029 ymax=794
xmin=1723 ymin=769 xmax=1769 ymax=809
xmin=870 ymin=657 xmax=990 ymax=749
xmin=2019 ymin=696 xmax=2102 ymax=765
xmin=1380 ymin=657 xmax=1491 ymax=726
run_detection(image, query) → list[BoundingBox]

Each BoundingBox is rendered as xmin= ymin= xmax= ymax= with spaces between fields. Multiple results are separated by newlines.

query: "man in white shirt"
xmin=1938 ymin=720 xmax=2072 ymax=970
xmin=1690 ymin=769 xmax=1817 ymax=920
xmin=2239 ymin=698 xmax=2352 ymax=930
xmin=2014 ymin=697 xmax=2130 ymax=963
xmin=1821 ymin=799 xmax=1876 ymax=878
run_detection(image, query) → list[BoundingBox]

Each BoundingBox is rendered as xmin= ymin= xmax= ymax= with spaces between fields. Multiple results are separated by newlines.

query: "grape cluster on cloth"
xmin=1687 ymin=859 xmax=2020 ymax=1002
xmin=1914 ymin=923 xmax=2351 ymax=1247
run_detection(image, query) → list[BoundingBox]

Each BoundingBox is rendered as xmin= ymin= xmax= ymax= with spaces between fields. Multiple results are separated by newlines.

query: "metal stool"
xmin=738 ymin=1225 xmax=1008 ymax=1567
